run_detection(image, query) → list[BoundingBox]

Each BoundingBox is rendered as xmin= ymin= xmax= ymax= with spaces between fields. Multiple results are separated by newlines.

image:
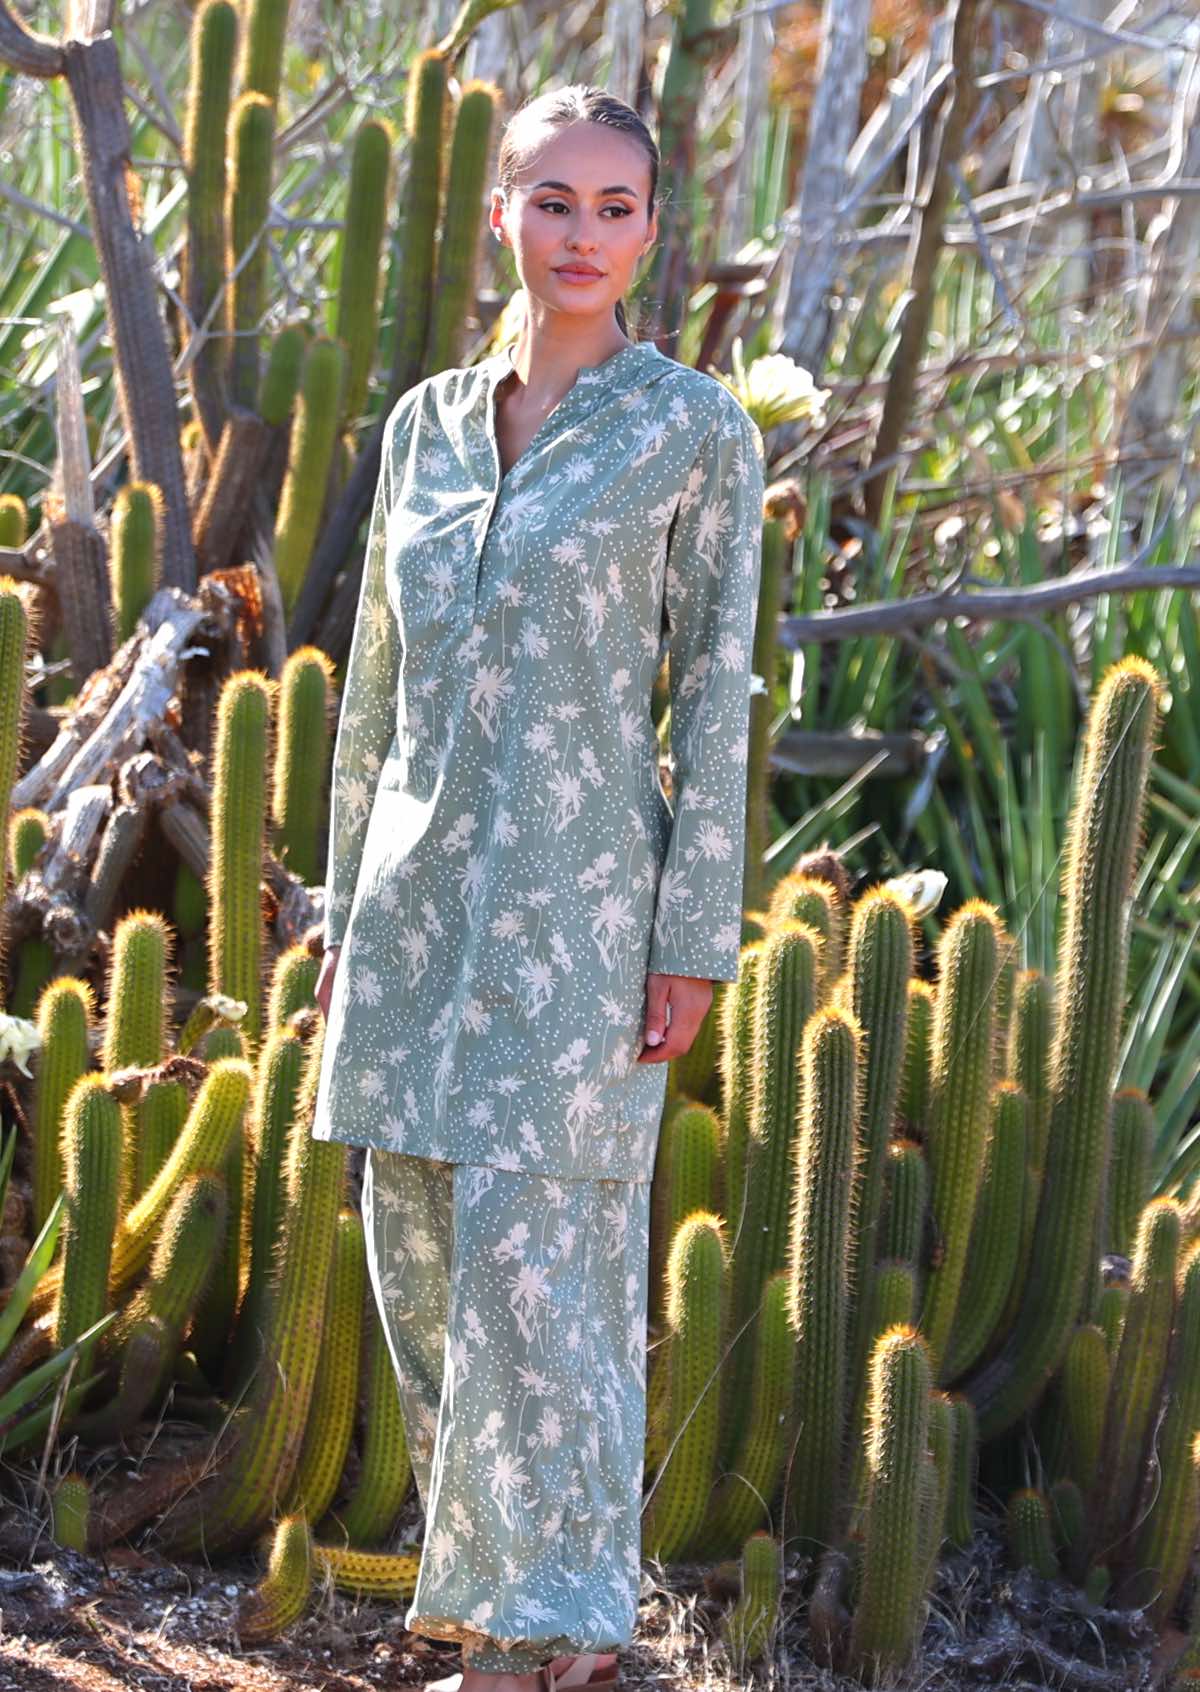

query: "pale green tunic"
xmin=312 ymin=337 xmax=765 ymax=1180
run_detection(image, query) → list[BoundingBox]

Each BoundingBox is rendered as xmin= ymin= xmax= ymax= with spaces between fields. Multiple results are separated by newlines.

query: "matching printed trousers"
xmin=359 ymin=1148 xmax=654 ymax=1672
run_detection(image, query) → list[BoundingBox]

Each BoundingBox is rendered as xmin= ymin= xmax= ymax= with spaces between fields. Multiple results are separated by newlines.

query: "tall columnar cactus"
xmin=272 ymin=648 xmax=335 ymax=888
xmin=1097 ymin=1277 xmax=1129 ymax=1356
xmin=1060 ymin=1322 xmax=1109 ymax=1494
xmin=1007 ymin=1488 xmax=1060 ymax=1580
xmin=266 ymin=943 xmax=321 ymax=1030
xmin=1107 ymin=1087 xmax=1154 ymax=1258
xmin=919 ymin=901 xmax=1002 ymax=1375
xmin=102 ymin=909 xmax=169 ymax=1211
xmin=649 ymin=1099 xmax=720 ymax=1328
xmin=109 ymin=483 xmax=162 ymax=643
xmin=766 ymin=872 xmax=843 ymax=997
xmin=945 ymin=1394 xmax=977 ymax=1549
xmin=237 ymin=0 xmax=290 ymax=105
xmin=844 ymin=889 xmax=914 ymax=1391
xmin=944 ymin=1082 xmax=1028 ymax=1381
xmin=30 ymin=977 xmax=93 ymax=1236
xmin=966 ymin=659 xmax=1164 ymax=1439
xmin=703 ymin=1271 xmax=795 ymax=1556
xmin=643 ymin=1212 xmax=727 ymax=1562
xmin=332 ymin=118 xmax=393 ymax=426
xmin=0 ymin=580 xmax=30 ymax=993
xmin=847 ymin=1261 xmax=918 ymax=1521
xmin=784 ymin=1005 xmax=862 ymax=1550
xmin=715 ymin=942 xmax=762 ymax=1273
xmin=327 ymin=1300 xmax=412 ymax=1547
xmin=721 ymin=1530 xmax=780 ymax=1666
xmin=381 ymin=49 xmax=447 ymax=393
xmin=238 ymin=1513 xmax=314 ymax=1644
xmin=226 ymin=90 xmax=275 ymax=411
xmin=134 ymin=1079 xmax=190 ymax=1200
xmin=426 ymin=82 xmax=498 ymax=374
xmin=286 ymin=1208 xmax=366 ymax=1525
xmin=920 ymin=1392 xmax=955 ymax=1591
xmin=897 ymin=977 xmax=934 ymax=1140
xmin=208 ymin=671 xmax=271 ymax=1050
xmin=182 ymin=0 xmax=235 ymax=447
xmin=880 ymin=1139 xmax=928 ymax=1267
xmin=848 ymin=1326 xmax=933 ymax=1683
xmin=273 ymin=338 xmax=349 ymax=615
xmin=1126 ymin=1238 xmax=1200 ymax=1619
xmin=1083 ymin=1197 xmax=1181 ymax=1580
xmin=722 ymin=923 xmax=820 ymax=1464
xmin=53 ymin=1077 xmax=123 ymax=1357
xmin=9 ymin=806 xmax=54 ymax=1019
xmin=1009 ymin=968 xmax=1053 ymax=1173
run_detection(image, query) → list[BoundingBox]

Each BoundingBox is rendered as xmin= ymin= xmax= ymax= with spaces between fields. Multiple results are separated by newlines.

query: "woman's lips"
xmin=554 ymin=266 xmax=604 ymax=283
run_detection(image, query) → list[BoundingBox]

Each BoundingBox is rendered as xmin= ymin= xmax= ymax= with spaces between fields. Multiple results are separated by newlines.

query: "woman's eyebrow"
xmin=529 ymin=179 xmax=639 ymax=196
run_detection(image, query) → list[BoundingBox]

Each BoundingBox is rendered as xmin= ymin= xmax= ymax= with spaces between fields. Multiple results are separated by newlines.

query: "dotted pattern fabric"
xmin=360 ymin=1147 xmax=652 ymax=1672
xmin=313 ymin=338 xmax=765 ymax=1180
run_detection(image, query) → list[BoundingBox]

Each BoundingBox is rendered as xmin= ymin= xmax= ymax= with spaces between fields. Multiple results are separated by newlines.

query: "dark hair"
xmin=495 ymin=84 xmax=659 ymax=337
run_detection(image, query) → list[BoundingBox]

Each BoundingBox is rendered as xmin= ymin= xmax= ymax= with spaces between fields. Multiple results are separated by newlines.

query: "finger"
xmin=642 ymin=975 xmax=671 ymax=1049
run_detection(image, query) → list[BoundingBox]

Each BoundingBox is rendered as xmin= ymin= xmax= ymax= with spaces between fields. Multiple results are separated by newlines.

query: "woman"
xmin=313 ymin=83 xmax=765 ymax=1692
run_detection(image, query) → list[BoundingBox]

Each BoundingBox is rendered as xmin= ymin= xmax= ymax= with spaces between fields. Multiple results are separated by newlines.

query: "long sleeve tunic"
xmin=311 ymin=337 xmax=765 ymax=1180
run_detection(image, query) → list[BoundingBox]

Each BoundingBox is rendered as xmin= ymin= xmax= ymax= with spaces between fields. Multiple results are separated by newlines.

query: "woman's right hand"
xmin=316 ymin=944 xmax=340 ymax=1021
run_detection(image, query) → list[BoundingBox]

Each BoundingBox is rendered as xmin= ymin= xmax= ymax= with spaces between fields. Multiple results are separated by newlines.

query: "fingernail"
xmin=646 ymin=1030 xmax=662 ymax=1046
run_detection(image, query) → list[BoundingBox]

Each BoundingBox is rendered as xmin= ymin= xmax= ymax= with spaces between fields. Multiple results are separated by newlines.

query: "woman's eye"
xmin=539 ymin=201 xmax=630 ymax=217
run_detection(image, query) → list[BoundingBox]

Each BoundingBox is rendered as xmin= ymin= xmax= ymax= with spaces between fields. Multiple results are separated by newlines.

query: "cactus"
xmin=919 ymin=901 xmax=1002 ymax=1375
xmin=226 ymin=92 xmax=275 ymax=410
xmin=944 ymin=1082 xmax=1028 ymax=1381
xmin=966 ymin=659 xmax=1164 ymax=1438
xmin=426 ymin=82 xmax=497 ymax=373
xmin=879 ymin=1139 xmax=928 ymax=1267
xmin=106 ymin=1170 xmax=226 ymax=1389
xmin=208 ymin=671 xmax=271 ymax=1050
xmin=715 ymin=941 xmax=762 ymax=1275
xmin=721 ymin=1530 xmax=779 ymax=1665
xmin=30 ymin=978 xmax=94 ymax=1237
xmin=323 ymin=1296 xmax=411 ymax=1547
xmin=847 ymin=1262 xmax=918 ymax=1523
xmin=311 ymin=1542 xmax=420 ymax=1598
xmin=766 ymin=872 xmax=843 ymax=995
xmin=266 ymin=943 xmax=321 ymax=1030
xmin=844 ymin=889 xmax=914 ymax=1393
xmin=110 ymin=483 xmax=162 ymax=642
xmin=1007 ymin=1488 xmax=1059 ymax=1580
xmin=273 ymin=338 xmax=349 ymax=615
xmin=945 ymin=1394 xmax=977 ymax=1549
xmin=847 ymin=1326 xmax=933 ymax=1683
xmin=333 ymin=118 xmax=394 ymax=426
xmin=272 ymin=649 xmax=337 ymax=888
xmin=1126 ymin=1239 xmax=1200 ymax=1620
xmin=1083 ymin=1197 xmax=1181 ymax=1580
xmin=238 ymin=1513 xmax=314 ymax=1643
xmin=1060 ymin=1322 xmax=1109 ymax=1494
xmin=102 ymin=909 xmax=170 ymax=1211
xmin=897 ymin=977 xmax=934 ymax=1139
xmin=181 ymin=0 xmax=235 ymax=445
xmin=702 ymin=1272 xmax=794 ymax=1556
xmin=643 ymin=1212 xmax=727 ymax=1562
xmin=784 ymin=1005 xmax=861 ymax=1551
xmin=1048 ymin=1476 xmax=1086 ymax=1559
xmin=649 ymin=1099 xmax=720 ymax=1329
xmin=919 ymin=1392 xmax=955 ymax=1591
xmin=54 ymin=1077 xmax=123 ymax=1353
xmin=1107 ymin=1087 xmax=1154 ymax=1258
xmin=50 ymin=1470 xmax=90 ymax=1551
xmin=1097 ymin=1277 xmax=1129 ymax=1356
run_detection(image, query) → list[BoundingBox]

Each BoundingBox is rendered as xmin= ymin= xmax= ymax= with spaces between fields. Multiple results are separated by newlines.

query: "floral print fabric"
xmin=360 ymin=1147 xmax=652 ymax=1671
xmin=313 ymin=337 xmax=765 ymax=1179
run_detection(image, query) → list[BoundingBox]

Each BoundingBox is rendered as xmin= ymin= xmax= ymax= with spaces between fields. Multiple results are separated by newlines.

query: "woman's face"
xmin=490 ymin=122 xmax=657 ymax=327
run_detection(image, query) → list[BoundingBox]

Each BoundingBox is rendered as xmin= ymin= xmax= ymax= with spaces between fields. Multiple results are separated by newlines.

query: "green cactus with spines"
xmin=1009 ymin=968 xmax=1053 ymax=1175
xmin=182 ymin=0 xmax=235 ymax=445
xmin=991 ymin=931 xmax=1018 ymax=1073
xmin=919 ymin=900 xmax=1003 ymax=1375
xmin=266 ymin=944 xmax=320 ymax=1030
xmin=945 ymin=1082 xmax=1028 ymax=1381
xmin=426 ymin=81 xmax=497 ymax=373
xmin=226 ymin=91 xmax=275 ymax=410
xmin=155 ymin=1032 xmax=346 ymax=1559
xmin=229 ymin=1026 xmax=306 ymax=1394
xmin=720 ymin=923 xmax=820 ymax=1469
xmin=919 ymin=1392 xmax=955 ymax=1591
xmin=0 ymin=495 xmax=26 ymax=546
xmin=287 ymin=1208 xmax=366 ymax=1525
xmin=259 ymin=322 xmax=309 ymax=425
xmin=379 ymin=49 xmax=447 ymax=391
xmin=208 ymin=671 xmax=271 ymax=1051
xmin=715 ymin=940 xmax=762 ymax=1272
xmin=701 ymin=1270 xmax=794 ymax=1557
xmin=766 ymin=872 xmax=843 ymax=996
xmin=107 ymin=1170 xmax=227 ymax=1380
xmin=1097 ymin=1277 xmax=1128 ymax=1355
xmin=30 ymin=977 xmax=94 ymax=1237
xmin=239 ymin=1513 xmax=315 ymax=1643
xmin=333 ymin=1307 xmax=414 ymax=1547
xmin=1007 ymin=1488 xmax=1059 ymax=1579
xmin=643 ymin=1211 xmax=727 ymax=1562
xmin=1126 ymin=1239 xmax=1200 ymax=1619
xmin=1107 ymin=1087 xmax=1154 ymax=1258
xmin=721 ymin=1530 xmax=779 ymax=1666
xmin=847 ymin=1325 xmax=933 ymax=1683
xmin=272 ymin=648 xmax=335 ymax=887
xmin=669 ymin=980 xmax=724 ymax=1104
xmin=1048 ymin=1476 xmax=1086 ymax=1558
xmin=31 ymin=1057 xmax=252 ymax=1323
xmin=1059 ymin=1322 xmax=1109 ymax=1493
xmin=966 ymin=659 xmax=1164 ymax=1439
xmin=847 ymin=1261 xmax=918 ymax=1521
xmin=784 ymin=1005 xmax=861 ymax=1551
xmin=945 ymin=1393 xmax=976 ymax=1549
xmin=237 ymin=0 xmax=288 ymax=114
xmin=102 ymin=909 xmax=170 ymax=1210
xmin=273 ymin=338 xmax=349 ymax=616
xmin=844 ymin=887 xmax=915 ymax=1395
xmin=880 ymin=1139 xmax=928 ymax=1267
xmin=1082 ymin=1197 xmax=1181 ymax=1581
xmin=0 ymin=580 xmax=31 ymax=990
xmin=309 ymin=1541 xmax=420 ymax=1598
xmin=134 ymin=1079 xmax=190 ymax=1198
xmin=51 ymin=1471 xmax=90 ymax=1551
xmin=109 ymin=483 xmax=162 ymax=643
xmin=60 ymin=1315 xmax=172 ymax=1447
xmin=897 ymin=977 xmax=934 ymax=1138
xmin=649 ymin=1099 xmax=720 ymax=1328
xmin=332 ymin=118 xmax=394 ymax=425
xmin=9 ymin=808 xmax=53 ymax=1017
xmin=54 ymin=1075 xmax=123 ymax=1353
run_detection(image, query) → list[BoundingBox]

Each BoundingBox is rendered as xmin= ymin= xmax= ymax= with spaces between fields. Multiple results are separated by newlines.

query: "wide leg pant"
xmin=360 ymin=1148 xmax=653 ymax=1673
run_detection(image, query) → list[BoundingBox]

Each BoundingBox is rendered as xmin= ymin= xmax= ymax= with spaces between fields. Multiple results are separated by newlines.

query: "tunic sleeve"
xmin=647 ymin=392 xmax=766 ymax=984
xmin=321 ymin=395 xmax=410 ymax=950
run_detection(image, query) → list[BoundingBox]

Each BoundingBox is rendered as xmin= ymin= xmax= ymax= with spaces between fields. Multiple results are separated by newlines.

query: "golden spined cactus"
xmin=721 ymin=1530 xmax=780 ymax=1668
xmin=1107 ymin=1087 xmax=1154 ymax=1259
xmin=238 ymin=1512 xmax=314 ymax=1643
xmin=54 ymin=1076 xmax=123 ymax=1353
xmin=266 ymin=942 xmax=320 ymax=1031
xmin=226 ymin=91 xmax=275 ymax=410
xmin=286 ymin=1208 xmax=366 ymax=1526
xmin=101 ymin=909 xmax=170 ymax=1212
xmin=109 ymin=482 xmax=163 ymax=643
xmin=715 ymin=940 xmax=763 ymax=1279
xmin=945 ymin=1394 xmax=977 ymax=1550
xmin=381 ymin=49 xmax=447 ymax=393
xmin=1007 ymin=1488 xmax=1059 ymax=1580
xmin=764 ymin=870 xmax=844 ymax=995
xmin=702 ymin=1270 xmax=794 ymax=1556
xmin=181 ymin=0 xmax=236 ymax=450
xmin=50 ymin=1470 xmax=91 ymax=1551
xmin=333 ymin=118 xmax=394 ymax=427
xmin=9 ymin=806 xmax=54 ymax=1018
xmin=426 ymin=81 xmax=498 ymax=375
xmin=944 ymin=1082 xmax=1029 ymax=1382
xmin=271 ymin=646 xmax=334 ymax=889
xmin=30 ymin=977 xmax=94 ymax=1237
xmin=237 ymin=0 xmax=288 ymax=105
xmin=208 ymin=670 xmax=272 ymax=1052
xmin=1060 ymin=1322 xmax=1109 ymax=1495
xmin=332 ymin=1309 xmax=412 ymax=1548
xmin=897 ymin=977 xmax=934 ymax=1140
xmin=649 ymin=1099 xmax=721 ymax=1329
xmin=0 ymin=579 xmax=32 ymax=993
xmin=272 ymin=337 xmax=348 ymax=616
xmin=310 ymin=1542 xmax=420 ymax=1598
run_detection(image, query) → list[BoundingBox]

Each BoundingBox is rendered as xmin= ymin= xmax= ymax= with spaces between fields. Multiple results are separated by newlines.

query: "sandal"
xmin=426 ymin=1652 xmax=621 ymax=1692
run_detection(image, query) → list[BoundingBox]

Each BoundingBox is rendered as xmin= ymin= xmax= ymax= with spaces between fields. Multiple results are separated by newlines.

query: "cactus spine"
xmin=238 ymin=1513 xmax=314 ymax=1643
xmin=1107 ymin=1087 xmax=1154 ymax=1257
xmin=1060 ymin=1322 xmax=1109 ymax=1493
xmin=1007 ymin=1488 xmax=1059 ymax=1580
xmin=944 ymin=1082 xmax=1028 ymax=1381
xmin=331 ymin=1304 xmax=412 ymax=1547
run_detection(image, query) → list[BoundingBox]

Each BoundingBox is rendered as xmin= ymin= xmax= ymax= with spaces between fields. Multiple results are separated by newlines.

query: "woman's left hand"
xmin=636 ymin=972 xmax=714 ymax=1063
